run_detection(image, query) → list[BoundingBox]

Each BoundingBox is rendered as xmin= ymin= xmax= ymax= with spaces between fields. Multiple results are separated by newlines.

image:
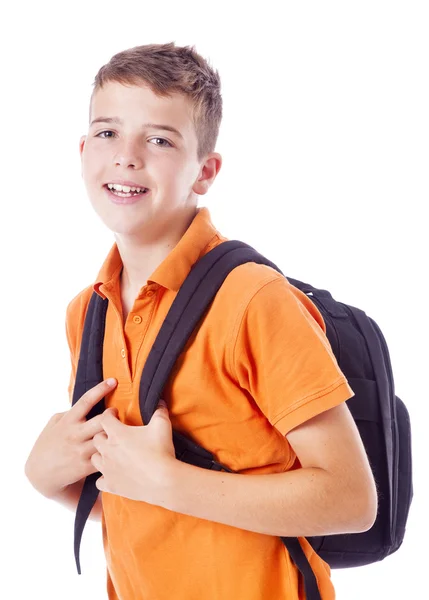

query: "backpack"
xmin=71 ymin=240 xmax=413 ymax=600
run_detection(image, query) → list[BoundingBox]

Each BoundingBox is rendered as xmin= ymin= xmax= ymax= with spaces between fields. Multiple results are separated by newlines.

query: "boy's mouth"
xmin=104 ymin=183 xmax=150 ymax=199
xmin=103 ymin=184 xmax=150 ymax=204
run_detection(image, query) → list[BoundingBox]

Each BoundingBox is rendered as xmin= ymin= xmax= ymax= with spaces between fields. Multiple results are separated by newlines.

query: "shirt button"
xmin=146 ymin=290 xmax=155 ymax=297
xmin=133 ymin=315 xmax=142 ymax=324
xmin=121 ymin=348 xmax=126 ymax=358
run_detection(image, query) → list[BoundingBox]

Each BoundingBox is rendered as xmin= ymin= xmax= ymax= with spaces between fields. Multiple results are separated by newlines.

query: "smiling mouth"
xmin=104 ymin=184 xmax=150 ymax=198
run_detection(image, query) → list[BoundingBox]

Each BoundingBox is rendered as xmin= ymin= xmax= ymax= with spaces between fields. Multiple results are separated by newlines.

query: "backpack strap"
xmin=71 ymin=292 xmax=108 ymax=574
xmin=138 ymin=240 xmax=321 ymax=600
xmin=139 ymin=240 xmax=279 ymax=422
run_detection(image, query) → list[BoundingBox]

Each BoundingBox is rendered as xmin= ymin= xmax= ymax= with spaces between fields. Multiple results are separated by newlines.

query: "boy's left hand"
xmin=91 ymin=400 xmax=177 ymax=504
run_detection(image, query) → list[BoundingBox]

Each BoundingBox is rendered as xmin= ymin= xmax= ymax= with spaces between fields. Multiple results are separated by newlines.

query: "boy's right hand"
xmin=24 ymin=378 xmax=118 ymax=499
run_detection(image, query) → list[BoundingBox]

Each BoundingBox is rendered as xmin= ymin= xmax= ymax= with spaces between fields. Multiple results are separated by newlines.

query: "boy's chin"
xmin=89 ymin=203 xmax=145 ymax=234
xmin=103 ymin=216 xmax=169 ymax=243
xmin=105 ymin=220 xmax=146 ymax=238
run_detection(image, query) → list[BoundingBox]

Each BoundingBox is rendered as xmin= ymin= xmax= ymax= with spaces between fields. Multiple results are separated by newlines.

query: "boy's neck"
xmin=116 ymin=207 xmax=198 ymax=294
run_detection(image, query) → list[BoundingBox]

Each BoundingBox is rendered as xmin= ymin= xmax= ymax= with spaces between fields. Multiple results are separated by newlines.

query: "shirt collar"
xmin=93 ymin=207 xmax=226 ymax=298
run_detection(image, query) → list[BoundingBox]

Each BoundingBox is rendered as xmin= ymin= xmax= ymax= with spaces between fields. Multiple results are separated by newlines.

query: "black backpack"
xmin=71 ymin=240 xmax=413 ymax=600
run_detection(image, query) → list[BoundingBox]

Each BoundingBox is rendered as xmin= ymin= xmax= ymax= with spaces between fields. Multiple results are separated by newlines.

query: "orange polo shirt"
xmin=66 ymin=207 xmax=354 ymax=600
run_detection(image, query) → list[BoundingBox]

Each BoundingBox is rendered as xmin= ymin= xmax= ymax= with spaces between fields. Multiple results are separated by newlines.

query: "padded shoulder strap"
xmin=71 ymin=292 xmax=108 ymax=410
xmin=138 ymin=240 xmax=321 ymax=600
xmin=72 ymin=292 xmax=108 ymax=574
xmin=139 ymin=240 xmax=281 ymax=422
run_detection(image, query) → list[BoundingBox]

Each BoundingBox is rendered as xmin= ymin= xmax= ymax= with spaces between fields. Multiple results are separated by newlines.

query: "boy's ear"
xmin=192 ymin=153 xmax=222 ymax=195
xmin=79 ymin=136 xmax=87 ymax=177
xmin=79 ymin=135 xmax=86 ymax=157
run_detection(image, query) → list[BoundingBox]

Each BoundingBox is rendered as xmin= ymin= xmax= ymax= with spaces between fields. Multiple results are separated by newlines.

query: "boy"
xmin=24 ymin=42 xmax=377 ymax=600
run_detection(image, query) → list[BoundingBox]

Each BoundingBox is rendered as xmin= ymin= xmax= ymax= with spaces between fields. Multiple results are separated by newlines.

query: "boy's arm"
xmin=153 ymin=276 xmax=377 ymax=536
xmin=50 ymin=479 xmax=103 ymax=522
xmin=162 ymin=401 xmax=377 ymax=537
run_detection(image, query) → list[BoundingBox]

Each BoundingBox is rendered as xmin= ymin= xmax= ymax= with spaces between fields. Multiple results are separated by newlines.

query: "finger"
xmin=100 ymin=409 xmax=123 ymax=436
xmin=48 ymin=412 xmax=67 ymax=425
xmin=70 ymin=378 xmax=117 ymax=421
xmin=93 ymin=431 xmax=108 ymax=452
xmin=149 ymin=400 xmax=172 ymax=428
xmin=95 ymin=475 xmax=105 ymax=492
xmin=80 ymin=438 xmax=100 ymax=461
xmin=82 ymin=408 xmax=118 ymax=440
xmin=91 ymin=451 xmax=103 ymax=472
xmin=153 ymin=399 xmax=170 ymax=419
xmin=106 ymin=407 xmax=119 ymax=417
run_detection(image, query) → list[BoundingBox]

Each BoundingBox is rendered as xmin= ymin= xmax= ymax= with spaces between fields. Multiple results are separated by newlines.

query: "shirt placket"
xmin=122 ymin=283 xmax=160 ymax=382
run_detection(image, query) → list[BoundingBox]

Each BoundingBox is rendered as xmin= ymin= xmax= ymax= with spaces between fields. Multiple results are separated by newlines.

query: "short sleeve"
xmin=65 ymin=305 xmax=78 ymax=405
xmin=65 ymin=287 xmax=92 ymax=405
xmin=232 ymin=276 xmax=354 ymax=435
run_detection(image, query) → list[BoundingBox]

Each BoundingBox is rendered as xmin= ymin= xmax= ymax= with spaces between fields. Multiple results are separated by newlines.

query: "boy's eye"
xmin=96 ymin=130 xmax=115 ymax=139
xmin=96 ymin=131 xmax=172 ymax=148
xmin=149 ymin=137 xmax=172 ymax=148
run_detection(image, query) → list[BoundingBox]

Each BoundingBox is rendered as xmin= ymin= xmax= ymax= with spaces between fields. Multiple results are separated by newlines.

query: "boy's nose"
xmin=114 ymin=153 xmax=145 ymax=169
xmin=114 ymin=144 xmax=145 ymax=169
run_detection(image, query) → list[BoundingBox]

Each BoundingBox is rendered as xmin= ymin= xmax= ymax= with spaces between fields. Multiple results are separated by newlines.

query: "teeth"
xmin=107 ymin=183 xmax=147 ymax=193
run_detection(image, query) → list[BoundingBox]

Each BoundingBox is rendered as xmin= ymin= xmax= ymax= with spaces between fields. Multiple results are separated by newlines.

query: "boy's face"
xmin=79 ymin=81 xmax=221 ymax=241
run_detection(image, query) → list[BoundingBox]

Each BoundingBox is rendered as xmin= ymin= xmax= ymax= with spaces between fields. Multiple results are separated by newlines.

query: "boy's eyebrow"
xmin=89 ymin=117 xmax=184 ymax=139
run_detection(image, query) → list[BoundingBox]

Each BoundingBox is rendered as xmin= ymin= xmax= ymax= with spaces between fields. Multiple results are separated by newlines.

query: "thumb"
xmin=153 ymin=399 xmax=170 ymax=421
xmin=101 ymin=408 xmax=122 ymax=435
xmin=104 ymin=407 xmax=119 ymax=417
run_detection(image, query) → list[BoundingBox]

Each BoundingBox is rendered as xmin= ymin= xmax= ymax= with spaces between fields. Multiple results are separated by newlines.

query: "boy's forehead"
xmin=90 ymin=81 xmax=195 ymax=135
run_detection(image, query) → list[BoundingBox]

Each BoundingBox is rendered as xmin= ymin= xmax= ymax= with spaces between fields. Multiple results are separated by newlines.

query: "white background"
xmin=2 ymin=1 xmax=427 ymax=598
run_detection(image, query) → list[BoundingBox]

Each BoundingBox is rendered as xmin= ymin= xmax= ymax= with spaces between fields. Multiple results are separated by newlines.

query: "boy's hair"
xmin=91 ymin=42 xmax=223 ymax=162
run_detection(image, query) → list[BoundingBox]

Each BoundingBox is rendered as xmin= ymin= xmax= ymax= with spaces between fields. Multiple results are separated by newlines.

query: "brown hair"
xmin=91 ymin=42 xmax=223 ymax=162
